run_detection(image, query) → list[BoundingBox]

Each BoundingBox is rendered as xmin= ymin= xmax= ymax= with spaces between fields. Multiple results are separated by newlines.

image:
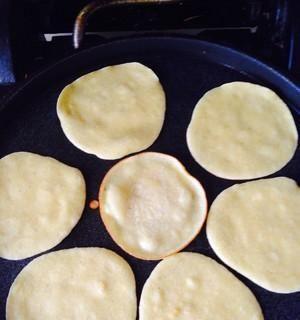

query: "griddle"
xmin=0 ymin=37 xmax=299 ymax=319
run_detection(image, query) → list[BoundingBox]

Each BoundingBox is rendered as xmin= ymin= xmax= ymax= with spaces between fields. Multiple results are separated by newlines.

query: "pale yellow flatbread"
xmin=0 ymin=152 xmax=85 ymax=260
xmin=6 ymin=248 xmax=137 ymax=319
xmin=187 ymin=82 xmax=298 ymax=179
xmin=139 ymin=252 xmax=264 ymax=320
xmin=99 ymin=152 xmax=207 ymax=260
xmin=57 ymin=62 xmax=166 ymax=160
xmin=207 ymin=177 xmax=300 ymax=293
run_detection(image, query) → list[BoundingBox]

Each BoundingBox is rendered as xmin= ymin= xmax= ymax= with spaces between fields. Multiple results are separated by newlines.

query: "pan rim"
xmin=1 ymin=35 xmax=299 ymax=113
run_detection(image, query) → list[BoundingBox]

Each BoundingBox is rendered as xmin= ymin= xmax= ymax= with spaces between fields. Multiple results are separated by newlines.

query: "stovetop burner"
xmin=0 ymin=0 xmax=299 ymax=98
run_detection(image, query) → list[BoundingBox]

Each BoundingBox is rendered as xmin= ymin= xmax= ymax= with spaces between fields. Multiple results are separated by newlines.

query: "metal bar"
xmin=46 ymin=26 xmax=257 ymax=42
xmin=73 ymin=0 xmax=182 ymax=49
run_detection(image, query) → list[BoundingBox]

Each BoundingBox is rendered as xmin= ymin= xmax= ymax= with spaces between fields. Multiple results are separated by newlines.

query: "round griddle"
xmin=0 ymin=37 xmax=299 ymax=319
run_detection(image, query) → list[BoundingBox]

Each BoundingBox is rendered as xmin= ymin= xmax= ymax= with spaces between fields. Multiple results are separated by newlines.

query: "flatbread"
xmin=187 ymin=82 xmax=298 ymax=179
xmin=0 ymin=152 xmax=85 ymax=260
xmin=207 ymin=177 xmax=300 ymax=293
xmin=139 ymin=252 xmax=264 ymax=320
xmin=57 ymin=62 xmax=166 ymax=160
xmin=6 ymin=248 xmax=136 ymax=319
xmin=99 ymin=152 xmax=207 ymax=260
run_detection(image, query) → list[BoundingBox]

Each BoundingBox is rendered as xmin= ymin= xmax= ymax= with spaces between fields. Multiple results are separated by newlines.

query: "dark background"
xmin=1 ymin=0 xmax=300 ymax=91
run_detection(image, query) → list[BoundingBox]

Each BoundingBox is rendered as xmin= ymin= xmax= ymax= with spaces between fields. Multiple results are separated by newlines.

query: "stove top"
xmin=0 ymin=0 xmax=299 ymax=97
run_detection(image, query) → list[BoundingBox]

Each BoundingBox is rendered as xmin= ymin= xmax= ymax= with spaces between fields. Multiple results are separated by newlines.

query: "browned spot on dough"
xmin=89 ymin=200 xmax=99 ymax=210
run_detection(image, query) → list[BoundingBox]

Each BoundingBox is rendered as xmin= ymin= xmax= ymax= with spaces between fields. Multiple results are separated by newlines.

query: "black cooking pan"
xmin=0 ymin=37 xmax=299 ymax=319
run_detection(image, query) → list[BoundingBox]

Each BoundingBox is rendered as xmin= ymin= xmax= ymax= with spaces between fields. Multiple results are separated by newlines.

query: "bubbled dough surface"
xmin=57 ymin=62 xmax=166 ymax=160
xmin=187 ymin=82 xmax=298 ymax=179
xmin=139 ymin=252 xmax=264 ymax=320
xmin=6 ymin=248 xmax=137 ymax=320
xmin=0 ymin=152 xmax=85 ymax=260
xmin=100 ymin=153 xmax=207 ymax=260
xmin=207 ymin=177 xmax=300 ymax=293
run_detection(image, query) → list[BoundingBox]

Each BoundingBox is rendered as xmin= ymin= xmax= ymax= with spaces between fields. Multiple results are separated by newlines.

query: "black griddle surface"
xmin=0 ymin=37 xmax=299 ymax=319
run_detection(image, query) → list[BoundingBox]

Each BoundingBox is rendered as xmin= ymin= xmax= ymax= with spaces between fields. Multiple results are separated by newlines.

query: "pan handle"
xmin=73 ymin=0 xmax=181 ymax=49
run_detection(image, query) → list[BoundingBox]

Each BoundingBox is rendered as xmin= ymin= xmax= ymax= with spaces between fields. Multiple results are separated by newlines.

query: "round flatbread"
xmin=139 ymin=252 xmax=264 ymax=320
xmin=187 ymin=82 xmax=298 ymax=180
xmin=57 ymin=62 xmax=166 ymax=160
xmin=0 ymin=152 xmax=85 ymax=260
xmin=6 ymin=248 xmax=137 ymax=319
xmin=207 ymin=177 xmax=300 ymax=293
xmin=99 ymin=152 xmax=207 ymax=260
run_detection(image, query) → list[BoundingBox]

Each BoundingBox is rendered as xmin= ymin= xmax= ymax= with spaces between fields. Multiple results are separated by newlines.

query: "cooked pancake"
xmin=99 ymin=152 xmax=207 ymax=260
xmin=207 ymin=177 xmax=300 ymax=293
xmin=0 ymin=152 xmax=85 ymax=260
xmin=187 ymin=82 xmax=298 ymax=179
xmin=139 ymin=252 xmax=264 ymax=320
xmin=6 ymin=248 xmax=137 ymax=319
xmin=57 ymin=62 xmax=166 ymax=160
